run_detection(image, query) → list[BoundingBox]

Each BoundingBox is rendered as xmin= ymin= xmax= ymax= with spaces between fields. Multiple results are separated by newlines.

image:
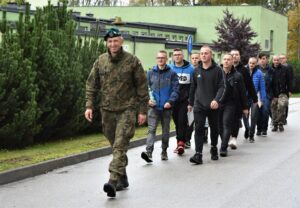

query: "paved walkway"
xmin=1 ymin=99 xmax=300 ymax=208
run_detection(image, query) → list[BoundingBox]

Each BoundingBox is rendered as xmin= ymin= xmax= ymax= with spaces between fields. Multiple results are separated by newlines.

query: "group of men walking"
xmin=84 ymin=28 xmax=293 ymax=198
xmin=141 ymin=46 xmax=293 ymax=165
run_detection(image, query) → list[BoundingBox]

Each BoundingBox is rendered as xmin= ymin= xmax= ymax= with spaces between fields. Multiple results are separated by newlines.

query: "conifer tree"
xmin=0 ymin=14 xmax=40 ymax=147
xmin=213 ymin=9 xmax=260 ymax=64
xmin=0 ymin=1 xmax=106 ymax=148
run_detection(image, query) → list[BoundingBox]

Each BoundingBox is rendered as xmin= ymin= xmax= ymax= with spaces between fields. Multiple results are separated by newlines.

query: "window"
xmin=121 ymin=30 xmax=129 ymax=35
xmin=157 ymin=34 xmax=163 ymax=37
xmin=265 ymin=40 xmax=269 ymax=49
xmin=132 ymin=31 xmax=139 ymax=36
xmin=179 ymin=36 xmax=184 ymax=42
xmin=185 ymin=36 xmax=188 ymax=41
xmin=172 ymin=35 xmax=177 ymax=41
xmin=78 ymin=26 xmax=88 ymax=31
xmin=165 ymin=34 xmax=170 ymax=40
xmin=270 ymin=30 xmax=274 ymax=52
xmin=141 ymin=32 xmax=147 ymax=36
xmin=150 ymin=33 xmax=155 ymax=37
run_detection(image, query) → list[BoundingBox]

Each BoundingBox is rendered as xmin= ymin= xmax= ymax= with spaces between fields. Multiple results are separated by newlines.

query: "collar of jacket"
xmin=108 ymin=47 xmax=125 ymax=63
xmin=153 ymin=64 xmax=170 ymax=72
xmin=199 ymin=59 xmax=217 ymax=70
xmin=272 ymin=63 xmax=282 ymax=69
xmin=247 ymin=65 xmax=259 ymax=74
xmin=172 ymin=59 xmax=191 ymax=69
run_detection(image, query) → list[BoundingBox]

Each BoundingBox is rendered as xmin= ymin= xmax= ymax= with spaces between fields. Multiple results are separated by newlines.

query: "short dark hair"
xmin=159 ymin=50 xmax=168 ymax=54
xmin=173 ymin=48 xmax=182 ymax=52
xmin=230 ymin=49 xmax=240 ymax=54
xmin=258 ymin=52 xmax=269 ymax=59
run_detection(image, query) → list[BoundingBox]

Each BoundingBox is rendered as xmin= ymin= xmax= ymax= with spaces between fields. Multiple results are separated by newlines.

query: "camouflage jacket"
xmin=85 ymin=48 xmax=149 ymax=114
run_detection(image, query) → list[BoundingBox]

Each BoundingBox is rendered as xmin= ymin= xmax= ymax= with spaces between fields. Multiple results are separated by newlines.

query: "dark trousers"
xmin=172 ymin=101 xmax=188 ymax=143
xmin=194 ymin=109 xmax=219 ymax=153
xmin=219 ymin=104 xmax=235 ymax=150
xmin=186 ymin=121 xmax=194 ymax=142
xmin=244 ymin=103 xmax=259 ymax=137
xmin=257 ymin=98 xmax=271 ymax=132
xmin=231 ymin=117 xmax=241 ymax=138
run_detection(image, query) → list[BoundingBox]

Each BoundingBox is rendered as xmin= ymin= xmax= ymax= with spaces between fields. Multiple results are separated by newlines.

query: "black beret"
xmin=104 ymin=28 xmax=122 ymax=41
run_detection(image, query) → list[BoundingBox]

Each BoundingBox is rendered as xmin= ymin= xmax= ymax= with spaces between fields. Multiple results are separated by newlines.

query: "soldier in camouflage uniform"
xmin=85 ymin=28 xmax=149 ymax=198
xmin=270 ymin=55 xmax=291 ymax=132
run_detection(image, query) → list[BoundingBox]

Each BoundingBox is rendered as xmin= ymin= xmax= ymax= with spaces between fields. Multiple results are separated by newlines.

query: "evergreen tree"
xmin=0 ymin=1 xmax=106 ymax=148
xmin=213 ymin=9 xmax=260 ymax=64
xmin=0 ymin=15 xmax=40 ymax=147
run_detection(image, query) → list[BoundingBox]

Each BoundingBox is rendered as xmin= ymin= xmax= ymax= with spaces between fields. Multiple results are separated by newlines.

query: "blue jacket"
xmin=247 ymin=65 xmax=267 ymax=103
xmin=170 ymin=60 xmax=194 ymax=103
xmin=260 ymin=64 xmax=274 ymax=99
xmin=147 ymin=65 xmax=179 ymax=110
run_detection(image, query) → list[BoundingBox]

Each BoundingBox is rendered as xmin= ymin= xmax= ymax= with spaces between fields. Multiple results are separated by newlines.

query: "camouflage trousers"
xmin=271 ymin=93 xmax=289 ymax=126
xmin=101 ymin=108 xmax=136 ymax=181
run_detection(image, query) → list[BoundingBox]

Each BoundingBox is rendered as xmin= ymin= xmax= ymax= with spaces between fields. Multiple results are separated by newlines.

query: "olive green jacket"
xmin=85 ymin=48 xmax=149 ymax=114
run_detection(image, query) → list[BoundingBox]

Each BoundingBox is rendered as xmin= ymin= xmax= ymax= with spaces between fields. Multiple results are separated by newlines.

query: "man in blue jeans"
xmin=257 ymin=53 xmax=274 ymax=136
xmin=141 ymin=50 xmax=179 ymax=163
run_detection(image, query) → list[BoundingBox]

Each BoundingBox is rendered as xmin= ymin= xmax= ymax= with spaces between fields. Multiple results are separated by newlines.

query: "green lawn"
xmin=0 ymin=122 xmax=175 ymax=173
xmin=291 ymin=93 xmax=300 ymax=98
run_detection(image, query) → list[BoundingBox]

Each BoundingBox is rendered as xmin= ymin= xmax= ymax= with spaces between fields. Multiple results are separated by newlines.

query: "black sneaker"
xmin=190 ymin=152 xmax=203 ymax=164
xmin=210 ymin=146 xmax=219 ymax=160
xmin=103 ymin=180 xmax=117 ymax=197
xmin=161 ymin=150 xmax=168 ymax=161
xmin=185 ymin=141 xmax=191 ymax=149
xmin=256 ymin=131 xmax=261 ymax=136
xmin=272 ymin=125 xmax=278 ymax=132
xmin=262 ymin=131 xmax=267 ymax=136
xmin=244 ymin=128 xmax=249 ymax=139
xmin=141 ymin=151 xmax=153 ymax=163
xmin=220 ymin=148 xmax=228 ymax=157
xmin=279 ymin=125 xmax=284 ymax=132
xmin=116 ymin=173 xmax=129 ymax=191
xmin=249 ymin=137 xmax=255 ymax=143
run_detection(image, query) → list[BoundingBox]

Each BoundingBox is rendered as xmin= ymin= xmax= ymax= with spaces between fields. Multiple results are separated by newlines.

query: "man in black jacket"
xmin=230 ymin=49 xmax=258 ymax=148
xmin=279 ymin=54 xmax=294 ymax=125
xmin=271 ymin=55 xmax=291 ymax=132
xmin=188 ymin=46 xmax=225 ymax=164
xmin=219 ymin=54 xmax=248 ymax=157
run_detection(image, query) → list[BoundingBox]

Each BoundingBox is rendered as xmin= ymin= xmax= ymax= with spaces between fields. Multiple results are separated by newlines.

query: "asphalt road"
xmin=1 ymin=99 xmax=300 ymax=208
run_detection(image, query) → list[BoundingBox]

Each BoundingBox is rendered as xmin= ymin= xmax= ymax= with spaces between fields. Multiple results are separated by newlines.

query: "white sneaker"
xmin=229 ymin=137 xmax=237 ymax=150
xmin=228 ymin=137 xmax=233 ymax=146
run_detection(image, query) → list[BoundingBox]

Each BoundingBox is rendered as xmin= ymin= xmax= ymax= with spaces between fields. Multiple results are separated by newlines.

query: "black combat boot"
xmin=103 ymin=180 xmax=117 ymax=197
xmin=279 ymin=124 xmax=284 ymax=132
xmin=116 ymin=171 xmax=129 ymax=191
xmin=272 ymin=125 xmax=278 ymax=132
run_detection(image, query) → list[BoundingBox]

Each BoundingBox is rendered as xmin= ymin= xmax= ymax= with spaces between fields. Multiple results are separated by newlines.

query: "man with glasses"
xmin=141 ymin=50 xmax=179 ymax=162
xmin=85 ymin=28 xmax=149 ymax=198
xmin=170 ymin=48 xmax=194 ymax=155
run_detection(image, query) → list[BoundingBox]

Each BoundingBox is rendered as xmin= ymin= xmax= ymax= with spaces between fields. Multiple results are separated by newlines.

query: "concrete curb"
xmin=0 ymin=131 xmax=176 ymax=186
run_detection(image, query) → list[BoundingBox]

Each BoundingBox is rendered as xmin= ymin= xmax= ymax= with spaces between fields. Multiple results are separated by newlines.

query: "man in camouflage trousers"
xmin=85 ymin=28 xmax=149 ymax=198
xmin=270 ymin=55 xmax=291 ymax=132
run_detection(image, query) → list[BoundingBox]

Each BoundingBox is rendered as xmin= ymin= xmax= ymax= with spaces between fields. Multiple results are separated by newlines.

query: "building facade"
xmin=0 ymin=4 xmax=288 ymax=69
